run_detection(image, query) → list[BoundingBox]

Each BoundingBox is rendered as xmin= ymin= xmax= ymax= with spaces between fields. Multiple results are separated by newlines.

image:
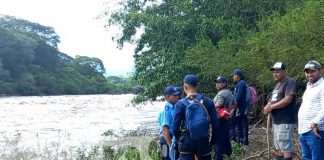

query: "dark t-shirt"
xmin=269 ymin=76 xmax=297 ymax=124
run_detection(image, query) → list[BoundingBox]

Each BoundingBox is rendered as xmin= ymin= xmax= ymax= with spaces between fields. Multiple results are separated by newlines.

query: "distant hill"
xmin=0 ymin=15 xmax=134 ymax=96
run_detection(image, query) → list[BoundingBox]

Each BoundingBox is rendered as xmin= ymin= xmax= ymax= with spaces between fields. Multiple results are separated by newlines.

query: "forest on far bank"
xmin=0 ymin=15 xmax=134 ymax=96
xmin=105 ymin=0 xmax=324 ymax=103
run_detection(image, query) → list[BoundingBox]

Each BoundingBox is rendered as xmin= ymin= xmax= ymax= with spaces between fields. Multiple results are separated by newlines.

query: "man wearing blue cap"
xmin=158 ymin=86 xmax=181 ymax=160
xmin=173 ymin=74 xmax=220 ymax=160
xmin=213 ymin=76 xmax=234 ymax=160
xmin=230 ymin=69 xmax=250 ymax=148
xmin=263 ymin=62 xmax=296 ymax=160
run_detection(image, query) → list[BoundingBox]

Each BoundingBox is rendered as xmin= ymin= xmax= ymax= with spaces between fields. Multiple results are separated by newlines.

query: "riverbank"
xmin=1 ymin=124 xmax=302 ymax=160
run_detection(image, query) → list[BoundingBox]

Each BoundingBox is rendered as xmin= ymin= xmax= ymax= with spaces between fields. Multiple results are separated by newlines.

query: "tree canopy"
xmin=105 ymin=0 xmax=323 ymax=103
xmin=0 ymin=15 xmax=134 ymax=96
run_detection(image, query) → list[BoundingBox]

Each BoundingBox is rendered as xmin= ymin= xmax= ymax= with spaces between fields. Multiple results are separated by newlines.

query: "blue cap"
xmin=214 ymin=76 xmax=227 ymax=83
xmin=230 ymin=69 xmax=245 ymax=79
xmin=164 ymin=86 xmax=180 ymax=96
xmin=183 ymin=74 xmax=199 ymax=87
xmin=174 ymin=87 xmax=182 ymax=95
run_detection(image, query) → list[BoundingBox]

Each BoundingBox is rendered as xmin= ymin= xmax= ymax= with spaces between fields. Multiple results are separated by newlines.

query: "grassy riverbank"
xmin=1 ymin=126 xmax=301 ymax=160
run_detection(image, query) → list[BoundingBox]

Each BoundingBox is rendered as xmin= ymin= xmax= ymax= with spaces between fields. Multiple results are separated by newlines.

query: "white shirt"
xmin=298 ymin=77 xmax=324 ymax=134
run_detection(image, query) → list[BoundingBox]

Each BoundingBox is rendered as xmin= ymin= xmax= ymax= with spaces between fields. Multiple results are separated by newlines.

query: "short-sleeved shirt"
xmin=213 ymin=88 xmax=234 ymax=110
xmin=298 ymin=77 xmax=324 ymax=134
xmin=158 ymin=102 xmax=176 ymax=136
xmin=269 ymin=76 xmax=297 ymax=124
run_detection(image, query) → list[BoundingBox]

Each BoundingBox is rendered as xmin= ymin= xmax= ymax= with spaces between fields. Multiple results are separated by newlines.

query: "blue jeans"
xmin=299 ymin=131 xmax=324 ymax=160
xmin=229 ymin=114 xmax=249 ymax=145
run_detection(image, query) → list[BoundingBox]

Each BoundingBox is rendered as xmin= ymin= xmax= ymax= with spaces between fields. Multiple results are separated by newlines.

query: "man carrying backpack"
xmin=230 ymin=69 xmax=250 ymax=148
xmin=173 ymin=74 xmax=220 ymax=160
xmin=158 ymin=86 xmax=181 ymax=160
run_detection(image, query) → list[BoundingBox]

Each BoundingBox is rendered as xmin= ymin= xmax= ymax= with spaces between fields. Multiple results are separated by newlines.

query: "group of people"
xmin=158 ymin=60 xmax=324 ymax=160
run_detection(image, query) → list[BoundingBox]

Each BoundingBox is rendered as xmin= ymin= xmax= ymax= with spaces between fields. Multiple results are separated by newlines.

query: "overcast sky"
xmin=0 ymin=0 xmax=135 ymax=76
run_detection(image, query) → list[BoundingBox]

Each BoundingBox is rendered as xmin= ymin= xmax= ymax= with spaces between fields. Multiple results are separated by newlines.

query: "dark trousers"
xmin=178 ymin=132 xmax=211 ymax=160
xmin=215 ymin=119 xmax=232 ymax=160
xmin=160 ymin=136 xmax=171 ymax=160
xmin=229 ymin=114 xmax=249 ymax=145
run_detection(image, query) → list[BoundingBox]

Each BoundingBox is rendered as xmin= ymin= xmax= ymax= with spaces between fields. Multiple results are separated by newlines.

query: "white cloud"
xmin=0 ymin=0 xmax=135 ymax=76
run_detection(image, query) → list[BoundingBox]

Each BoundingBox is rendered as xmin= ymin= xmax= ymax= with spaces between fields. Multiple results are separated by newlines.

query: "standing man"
xmin=298 ymin=60 xmax=324 ymax=160
xmin=158 ymin=86 xmax=180 ymax=160
xmin=173 ymin=74 xmax=220 ymax=160
xmin=263 ymin=62 xmax=297 ymax=160
xmin=230 ymin=69 xmax=249 ymax=147
xmin=213 ymin=76 xmax=234 ymax=160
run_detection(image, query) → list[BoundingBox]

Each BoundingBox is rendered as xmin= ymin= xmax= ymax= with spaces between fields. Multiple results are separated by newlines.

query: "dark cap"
xmin=164 ymin=86 xmax=180 ymax=96
xmin=230 ymin=68 xmax=245 ymax=78
xmin=214 ymin=76 xmax=228 ymax=83
xmin=304 ymin=60 xmax=322 ymax=71
xmin=270 ymin=62 xmax=286 ymax=71
xmin=183 ymin=74 xmax=199 ymax=87
xmin=174 ymin=87 xmax=182 ymax=95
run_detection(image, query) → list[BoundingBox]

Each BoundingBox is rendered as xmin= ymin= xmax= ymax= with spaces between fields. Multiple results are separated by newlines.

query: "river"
xmin=0 ymin=94 xmax=163 ymax=156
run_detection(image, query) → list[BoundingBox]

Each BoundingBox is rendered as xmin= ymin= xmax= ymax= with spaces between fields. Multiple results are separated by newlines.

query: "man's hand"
xmin=311 ymin=123 xmax=321 ymax=139
xmin=169 ymin=139 xmax=177 ymax=160
xmin=263 ymin=104 xmax=272 ymax=115
xmin=230 ymin=108 xmax=236 ymax=117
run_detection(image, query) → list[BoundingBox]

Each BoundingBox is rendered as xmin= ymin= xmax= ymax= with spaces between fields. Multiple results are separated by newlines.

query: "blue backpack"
xmin=180 ymin=94 xmax=210 ymax=140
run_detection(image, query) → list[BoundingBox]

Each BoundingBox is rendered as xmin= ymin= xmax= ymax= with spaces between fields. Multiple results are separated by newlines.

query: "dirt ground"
xmin=233 ymin=122 xmax=301 ymax=160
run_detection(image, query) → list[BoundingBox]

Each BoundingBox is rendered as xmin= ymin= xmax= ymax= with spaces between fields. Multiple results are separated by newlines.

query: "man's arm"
xmin=162 ymin=126 xmax=172 ymax=147
xmin=214 ymin=94 xmax=225 ymax=108
xmin=265 ymin=79 xmax=296 ymax=112
xmin=206 ymin=98 xmax=220 ymax=145
xmin=234 ymin=81 xmax=245 ymax=104
xmin=311 ymin=86 xmax=324 ymax=138
xmin=268 ymin=94 xmax=294 ymax=110
xmin=172 ymin=102 xmax=183 ymax=142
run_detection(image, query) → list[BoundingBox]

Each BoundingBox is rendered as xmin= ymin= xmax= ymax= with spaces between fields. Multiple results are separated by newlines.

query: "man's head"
xmin=270 ymin=62 xmax=287 ymax=82
xmin=174 ymin=86 xmax=183 ymax=99
xmin=214 ymin=76 xmax=227 ymax=90
xmin=164 ymin=86 xmax=180 ymax=104
xmin=304 ymin=60 xmax=322 ymax=84
xmin=183 ymin=74 xmax=199 ymax=94
xmin=231 ymin=69 xmax=245 ymax=82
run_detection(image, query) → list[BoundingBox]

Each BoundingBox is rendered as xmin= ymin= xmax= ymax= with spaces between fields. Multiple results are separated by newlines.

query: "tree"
xmin=105 ymin=0 xmax=306 ymax=102
xmin=0 ymin=15 xmax=60 ymax=48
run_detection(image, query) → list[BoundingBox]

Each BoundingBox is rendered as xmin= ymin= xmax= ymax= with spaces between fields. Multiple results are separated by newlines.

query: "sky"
xmin=0 ymin=0 xmax=135 ymax=77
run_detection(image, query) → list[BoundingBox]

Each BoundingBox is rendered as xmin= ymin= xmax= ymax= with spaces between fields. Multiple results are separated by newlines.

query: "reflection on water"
xmin=0 ymin=94 xmax=163 ymax=151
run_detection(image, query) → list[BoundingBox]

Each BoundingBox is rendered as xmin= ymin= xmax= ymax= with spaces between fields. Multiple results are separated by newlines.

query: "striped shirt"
xmin=298 ymin=77 xmax=324 ymax=134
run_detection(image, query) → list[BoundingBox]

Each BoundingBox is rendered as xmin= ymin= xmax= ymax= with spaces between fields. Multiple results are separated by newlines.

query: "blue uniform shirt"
xmin=172 ymin=94 xmax=221 ymax=145
xmin=158 ymin=102 xmax=176 ymax=136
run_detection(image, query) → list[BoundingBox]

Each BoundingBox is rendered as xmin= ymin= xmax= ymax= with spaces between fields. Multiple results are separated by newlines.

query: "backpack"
xmin=180 ymin=94 xmax=210 ymax=140
xmin=249 ymin=86 xmax=258 ymax=105
xmin=245 ymin=84 xmax=251 ymax=105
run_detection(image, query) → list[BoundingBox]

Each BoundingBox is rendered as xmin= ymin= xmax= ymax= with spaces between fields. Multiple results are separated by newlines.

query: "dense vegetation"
xmin=106 ymin=0 xmax=324 ymax=103
xmin=0 ymin=15 xmax=133 ymax=96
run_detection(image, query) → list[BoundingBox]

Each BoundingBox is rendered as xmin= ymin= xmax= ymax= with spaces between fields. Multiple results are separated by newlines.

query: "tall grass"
xmin=0 ymin=131 xmax=160 ymax=160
